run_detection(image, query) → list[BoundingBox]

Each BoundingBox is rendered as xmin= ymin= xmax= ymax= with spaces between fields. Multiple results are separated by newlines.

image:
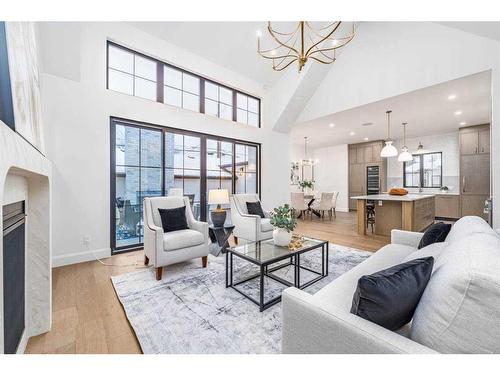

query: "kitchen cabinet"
xmin=349 ymin=141 xmax=386 ymax=211
xmin=479 ymin=129 xmax=490 ymax=154
xmin=435 ymin=195 xmax=460 ymax=219
xmin=459 ymin=124 xmax=490 ymax=219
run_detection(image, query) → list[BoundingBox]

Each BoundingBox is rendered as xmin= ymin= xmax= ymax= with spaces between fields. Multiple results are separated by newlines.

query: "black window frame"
xmin=403 ymin=151 xmax=443 ymax=188
xmin=106 ymin=41 xmax=261 ymax=128
xmin=110 ymin=116 xmax=261 ymax=254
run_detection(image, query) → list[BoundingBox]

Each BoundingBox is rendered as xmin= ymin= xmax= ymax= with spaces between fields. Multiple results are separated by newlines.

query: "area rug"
xmin=111 ymin=243 xmax=371 ymax=354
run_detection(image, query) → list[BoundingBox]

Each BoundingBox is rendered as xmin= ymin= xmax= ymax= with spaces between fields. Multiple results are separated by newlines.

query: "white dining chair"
xmin=291 ymin=192 xmax=309 ymax=219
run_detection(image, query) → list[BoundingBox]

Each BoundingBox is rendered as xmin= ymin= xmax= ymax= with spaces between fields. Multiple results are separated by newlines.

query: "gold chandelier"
xmin=257 ymin=21 xmax=355 ymax=72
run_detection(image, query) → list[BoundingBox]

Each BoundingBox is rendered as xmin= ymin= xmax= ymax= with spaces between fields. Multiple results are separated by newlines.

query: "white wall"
xmin=387 ymin=131 xmax=460 ymax=193
xmin=38 ymin=22 xmax=290 ymax=266
xmin=298 ymin=22 xmax=500 ymax=226
xmin=312 ymin=145 xmax=349 ymax=212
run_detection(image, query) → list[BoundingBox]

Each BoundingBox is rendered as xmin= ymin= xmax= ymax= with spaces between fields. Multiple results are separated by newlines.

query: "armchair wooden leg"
xmin=144 ymin=255 xmax=149 ymax=266
xmin=233 ymin=236 xmax=238 ymax=245
xmin=156 ymin=267 xmax=163 ymax=281
xmin=202 ymin=256 xmax=208 ymax=268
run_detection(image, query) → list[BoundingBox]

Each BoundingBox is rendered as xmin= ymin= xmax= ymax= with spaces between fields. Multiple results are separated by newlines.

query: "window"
xmin=107 ymin=42 xmax=261 ymax=127
xmin=236 ymin=93 xmax=260 ymax=127
xmin=111 ymin=117 xmax=260 ymax=253
xmin=108 ymin=44 xmax=157 ymax=101
xmin=404 ymin=152 xmax=442 ymax=188
xmin=204 ymin=82 xmax=233 ymax=120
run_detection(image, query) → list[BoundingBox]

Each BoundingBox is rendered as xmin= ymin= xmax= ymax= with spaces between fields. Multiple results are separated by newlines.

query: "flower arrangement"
xmin=298 ymin=180 xmax=314 ymax=191
xmin=269 ymin=204 xmax=297 ymax=233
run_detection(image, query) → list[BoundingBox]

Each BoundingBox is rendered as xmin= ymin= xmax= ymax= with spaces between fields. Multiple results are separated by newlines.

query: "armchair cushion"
xmin=246 ymin=201 xmax=265 ymax=218
xmin=163 ymin=229 xmax=205 ymax=252
xmin=261 ymin=218 xmax=274 ymax=232
xmin=158 ymin=206 xmax=188 ymax=233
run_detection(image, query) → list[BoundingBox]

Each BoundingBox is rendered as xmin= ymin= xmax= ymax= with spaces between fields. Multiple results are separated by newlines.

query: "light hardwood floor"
xmin=25 ymin=211 xmax=388 ymax=354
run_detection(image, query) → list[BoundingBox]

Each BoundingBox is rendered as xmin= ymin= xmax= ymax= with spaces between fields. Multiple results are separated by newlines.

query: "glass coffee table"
xmin=225 ymin=237 xmax=329 ymax=311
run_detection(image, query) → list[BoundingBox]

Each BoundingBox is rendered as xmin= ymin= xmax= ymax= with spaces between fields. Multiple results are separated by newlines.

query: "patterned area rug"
xmin=111 ymin=243 xmax=371 ymax=354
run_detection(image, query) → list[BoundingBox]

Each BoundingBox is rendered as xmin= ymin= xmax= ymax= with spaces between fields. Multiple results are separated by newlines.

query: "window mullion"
xmin=157 ymin=62 xmax=164 ymax=103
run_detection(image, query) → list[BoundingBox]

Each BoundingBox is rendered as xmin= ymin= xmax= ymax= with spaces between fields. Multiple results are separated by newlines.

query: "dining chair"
xmin=291 ymin=192 xmax=309 ymax=219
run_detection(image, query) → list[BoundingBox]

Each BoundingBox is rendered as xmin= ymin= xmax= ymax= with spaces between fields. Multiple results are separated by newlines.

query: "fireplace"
xmin=2 ymin=201 xmax=25 ymax=354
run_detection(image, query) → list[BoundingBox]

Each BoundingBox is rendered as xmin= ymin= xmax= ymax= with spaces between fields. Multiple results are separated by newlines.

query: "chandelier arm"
xmin=307 ymin=35 xmax=336 ymax=61
xmin=305 ymin=21 xmax=340 ymax=32
xmin=258 ymin=32 xmax=298 ymax=54
xmin=272 ymin=57 xmax=298 ymax=71
xmin=308 ymin=55 xmax=336 ymax=65
xmin=268 ymin=21 xmax=300 ymax=36
xmin=267 ymin=22 xmax=300 ymax=56
xmin=307 ymin=33 xmax=355 ymax=57
xmin=304 ymin=22 xmax=342 ymax=57
xmin=259 ymin=35 xmax=299 ymax=61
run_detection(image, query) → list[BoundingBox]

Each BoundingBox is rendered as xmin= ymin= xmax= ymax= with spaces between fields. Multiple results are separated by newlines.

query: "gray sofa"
xmin=282 ymin=216 xmax=500 ymax=354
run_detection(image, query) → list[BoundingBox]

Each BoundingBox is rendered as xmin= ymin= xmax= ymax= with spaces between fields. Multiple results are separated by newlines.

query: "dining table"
xmin=298 ymin=193 xmax=322 ymax=218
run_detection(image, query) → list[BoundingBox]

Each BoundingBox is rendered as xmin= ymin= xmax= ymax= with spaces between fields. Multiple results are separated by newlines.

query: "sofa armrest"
xmin=281 ymin=288 xmax=437 ymax=354
xmin=190 ymin=220 xmax=209 ymax=243
xmin=391 ymin=229 xmax=424 ymax=247
xmin=143 ymin=222 xmax=164 ymax=265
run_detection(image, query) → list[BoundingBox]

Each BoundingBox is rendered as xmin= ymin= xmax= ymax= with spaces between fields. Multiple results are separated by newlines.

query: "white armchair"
xmin=143 ymin=196 xmax=209 ymax=280
xmin=230 ymin=194 xmax=273 ymax=243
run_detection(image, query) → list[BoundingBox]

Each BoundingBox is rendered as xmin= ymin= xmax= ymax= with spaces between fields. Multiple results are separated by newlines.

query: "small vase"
xmin=273 ymin=228 xmax=292 ymax=247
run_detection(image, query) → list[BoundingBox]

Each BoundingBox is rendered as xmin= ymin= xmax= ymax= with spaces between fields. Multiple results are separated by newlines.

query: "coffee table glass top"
xmin=228 ymin=237 xmax=326 ymax=264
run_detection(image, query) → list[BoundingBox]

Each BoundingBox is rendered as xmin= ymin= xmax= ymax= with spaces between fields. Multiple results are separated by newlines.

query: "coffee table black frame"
xmin=225 ymin=238 xmax=329 ymax=311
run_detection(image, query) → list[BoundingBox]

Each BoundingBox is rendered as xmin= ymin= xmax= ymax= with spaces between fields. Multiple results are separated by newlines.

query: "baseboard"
xmin=52 ymin=247 xmax=111 ymax=267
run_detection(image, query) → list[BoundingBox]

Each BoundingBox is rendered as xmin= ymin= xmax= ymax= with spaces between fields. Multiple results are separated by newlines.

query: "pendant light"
xmin=414 ymin=142 xmax=429 ymax=155
xmin=398 ymin=122 xmax=413 ymax=162
xmin=380 ymin=110 xmax=398 ymax=158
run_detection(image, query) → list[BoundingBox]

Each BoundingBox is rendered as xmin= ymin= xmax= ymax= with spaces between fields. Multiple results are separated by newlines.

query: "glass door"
xmin=113 ymin=124 xmax=162 ymax=250
xmin=111 ymin=118 xmax=260 ymax=253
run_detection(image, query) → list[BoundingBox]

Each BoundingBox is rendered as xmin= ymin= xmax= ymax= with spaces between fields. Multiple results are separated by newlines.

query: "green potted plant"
xmin=298 ymin=180 xmax=315 ymax=193
xmin=269 ymin=204 xmax=297 ymax=246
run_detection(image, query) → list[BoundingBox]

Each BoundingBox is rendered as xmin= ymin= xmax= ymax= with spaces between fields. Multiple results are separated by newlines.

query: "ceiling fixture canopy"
xmin=414 ymin=142 xmax=430 ymax=155
xmin=380 ymin=110 xmax=398 ymax=158
xmin=257 ymin=21 xmax=355 ymax=72
xmin=398 ymin=122 xmax=413 ymax=162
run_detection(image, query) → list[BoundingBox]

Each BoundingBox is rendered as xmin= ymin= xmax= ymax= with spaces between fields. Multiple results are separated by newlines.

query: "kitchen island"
xmin=351 ymin=194 xmax=435 ymax=236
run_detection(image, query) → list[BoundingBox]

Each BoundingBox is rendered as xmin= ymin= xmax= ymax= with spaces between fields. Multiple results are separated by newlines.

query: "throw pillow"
xmin=246 ymin=201 xmax=265 ymax=218
xmin=158 ymin=206 xmax=188 ymax=233
xmin=418 ymin=222 xmax=451 ymax=249
xmin=350 ymin=257 xmax=434 ymax=331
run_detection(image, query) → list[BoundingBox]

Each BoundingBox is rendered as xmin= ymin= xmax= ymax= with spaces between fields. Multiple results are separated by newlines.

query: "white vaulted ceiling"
xmin=291 ymin=71 xmax=492 ymax=148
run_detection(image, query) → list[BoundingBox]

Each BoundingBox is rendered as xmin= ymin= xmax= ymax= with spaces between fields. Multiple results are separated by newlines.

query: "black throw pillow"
xmin=246 ymin=201 xmax=265 ymax=218
xmin=158 ymin=206 xmax=188 ymax=233
xmin=418 ymin=222 xmax=452 ymax=249
xmin=350 ymin=257 xmax=434 ymax=331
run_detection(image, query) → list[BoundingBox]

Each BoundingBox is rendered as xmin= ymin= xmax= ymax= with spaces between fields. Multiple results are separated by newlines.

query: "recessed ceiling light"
xmin=349 ymin=131 xmax=355 ymax=136
xmin=329 ymin=123 xmax=335 ymax=128
xmin=460 ymin=121 xmax=467 ymax=126
xmin=454 ymin=110 xmax=462 ymax=116
xmin=364 ymin=137 xmax=369 ymax=141
xmin=448 ymin=94 xmax=457 ymax=100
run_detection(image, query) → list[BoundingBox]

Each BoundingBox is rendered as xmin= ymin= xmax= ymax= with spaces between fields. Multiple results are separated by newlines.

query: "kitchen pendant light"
xmin=380 ymin=110 xmax=398 ymax=158
xmin=414 ymin=142 xmax=429 ymax=155
xmin=398 ymin=122 xmax=413 ymax=162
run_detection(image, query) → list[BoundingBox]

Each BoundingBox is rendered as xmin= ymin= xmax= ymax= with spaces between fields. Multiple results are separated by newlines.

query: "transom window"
xmin=404 ymin=152 xmax=442 ymax=188
xmin=107 ymin=42 xmax=261 ymax=127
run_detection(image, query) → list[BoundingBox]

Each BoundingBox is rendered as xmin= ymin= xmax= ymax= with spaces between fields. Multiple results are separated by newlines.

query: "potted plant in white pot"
xmin=269 ymin=204 xmax=297 ymax=247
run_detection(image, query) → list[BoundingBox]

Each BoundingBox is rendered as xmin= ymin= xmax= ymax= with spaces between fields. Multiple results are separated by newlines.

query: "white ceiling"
xmin=129 ymin=22 xmax=285 ymax=87
xmin=436 ymin=22 xmax=500 ymax=42
xmin=291 ymin=71 xmax=492 ymax=149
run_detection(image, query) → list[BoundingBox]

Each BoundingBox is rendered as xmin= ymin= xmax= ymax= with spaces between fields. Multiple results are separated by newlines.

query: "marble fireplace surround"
xmin=0 ymin=123 xmax=52 ymax=353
